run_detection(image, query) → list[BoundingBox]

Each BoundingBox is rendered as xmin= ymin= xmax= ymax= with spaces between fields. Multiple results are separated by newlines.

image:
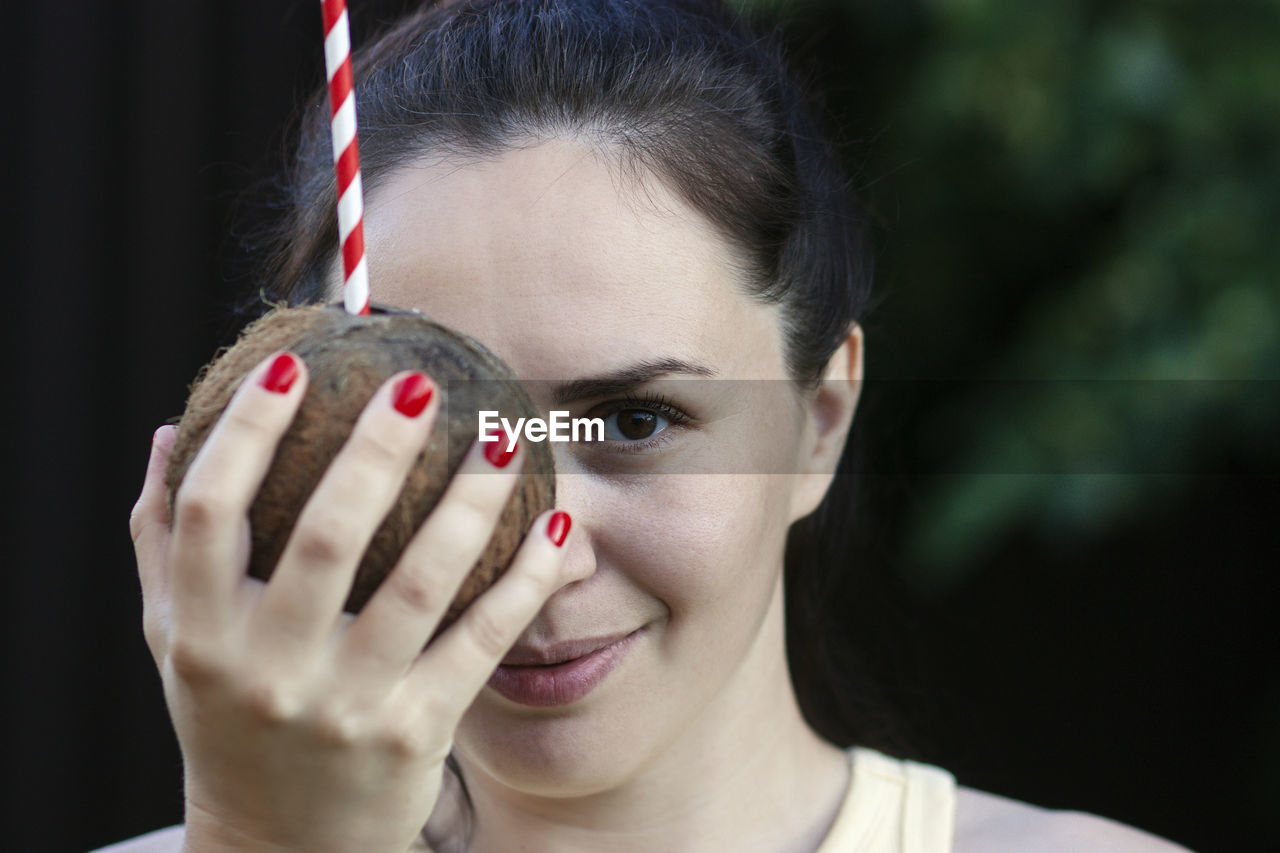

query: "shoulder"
xmin=88 ymin=825 xmax=436 ymax=852
xmin=953 ymin=785 xmax=1193 ymax=853
xmin=90 ymin=824 xmax=185 ymax=853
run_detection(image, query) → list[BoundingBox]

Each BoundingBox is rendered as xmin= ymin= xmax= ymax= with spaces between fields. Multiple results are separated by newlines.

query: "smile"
xmin=487 ymin=628 xmax=644 ymax=707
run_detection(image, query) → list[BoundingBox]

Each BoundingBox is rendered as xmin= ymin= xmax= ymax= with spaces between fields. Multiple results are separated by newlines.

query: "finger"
xmin=411 ymin=508 xmax=574 ymax=718
xmin=169 ymin=351 xmax=308 ymax=634
xmin=252 ymin=370 xmax=440 ymax=651
xmin=133 ymin=425 xmax=180 ymax=661
xmin=131 ymin=424 xmax=179 ymax=597
xmin=335 ymin=431 xmax=527 ymax=681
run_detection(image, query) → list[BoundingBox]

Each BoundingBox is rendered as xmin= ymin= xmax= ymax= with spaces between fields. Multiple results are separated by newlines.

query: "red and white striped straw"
xmin=320 ymin=0 xmax=370 ymax=315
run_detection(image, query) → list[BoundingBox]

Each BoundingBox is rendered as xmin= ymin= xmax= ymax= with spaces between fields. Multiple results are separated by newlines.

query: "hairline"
xmin=322 ymin=130 xmax=776 ymax=319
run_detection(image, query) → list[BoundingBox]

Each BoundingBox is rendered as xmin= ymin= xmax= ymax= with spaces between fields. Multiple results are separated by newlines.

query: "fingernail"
xmin=392 ymin=372 xmax=434 ymax=418
xmin=260 ymin=352 xmax=300 ymax=394
xmin=151 ymin=424 xmax=176 ymax=451
xmin=483 ymin=428 xmax=517 ymax=468
xmin=546 ymin=511 xmax=571 ymax=547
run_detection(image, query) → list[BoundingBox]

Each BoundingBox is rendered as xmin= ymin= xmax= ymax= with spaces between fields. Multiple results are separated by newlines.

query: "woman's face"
xmin=355 ymin=138 xmax=843 ymax=795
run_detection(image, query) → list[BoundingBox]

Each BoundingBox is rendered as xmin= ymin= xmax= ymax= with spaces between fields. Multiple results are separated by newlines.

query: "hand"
xmin=130 ymin=352 xmax=577 ymax=853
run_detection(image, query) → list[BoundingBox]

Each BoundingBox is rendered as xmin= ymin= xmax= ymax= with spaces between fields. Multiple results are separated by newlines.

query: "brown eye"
xmin=616 ymin=410 xmax=657 ymax=440
xmin=604 ymin=409 xmax=665 ymax=440
xmin=596 ymin=396 xmax=688 ymax=446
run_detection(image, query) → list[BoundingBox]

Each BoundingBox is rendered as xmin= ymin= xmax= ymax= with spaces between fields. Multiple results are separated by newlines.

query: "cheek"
xmin=595 ymin=474 xmax=791 ymax=621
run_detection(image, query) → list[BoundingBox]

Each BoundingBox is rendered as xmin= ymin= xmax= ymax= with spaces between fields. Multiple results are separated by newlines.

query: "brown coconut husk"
xmin=164 ymin=303 xmax=555 ymax=629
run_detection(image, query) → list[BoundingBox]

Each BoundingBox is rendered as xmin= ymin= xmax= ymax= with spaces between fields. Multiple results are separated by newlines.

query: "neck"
xmin=457 ymin=575 xmax=851 ymax=853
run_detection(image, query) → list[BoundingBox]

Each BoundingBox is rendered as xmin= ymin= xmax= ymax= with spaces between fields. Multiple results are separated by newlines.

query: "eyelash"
xmin=592 ymin=392 xmax=693 ymax=453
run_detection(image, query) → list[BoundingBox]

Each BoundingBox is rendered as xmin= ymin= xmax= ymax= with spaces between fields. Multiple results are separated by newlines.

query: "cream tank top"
xmin=815 ymin=747 xmax=957 ymax=853
xmin=92 ymin=746 xmax=957 ymax=853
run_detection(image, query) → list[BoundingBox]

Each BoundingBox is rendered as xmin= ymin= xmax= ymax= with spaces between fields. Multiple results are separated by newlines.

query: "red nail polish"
xmin=483 ymin=429 xmax=517 ymax=468
xmin=260 ymin=353 xmax=299 ymax=394
xmin=546 ymin=511 xmax=571 ymax=547
xmin=392 ymin=372 xmax=434 ymax=418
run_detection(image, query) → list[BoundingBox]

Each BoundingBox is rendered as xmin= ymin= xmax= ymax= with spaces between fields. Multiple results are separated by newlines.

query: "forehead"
xmin=357 ymin=138 xmax=788 ymax=381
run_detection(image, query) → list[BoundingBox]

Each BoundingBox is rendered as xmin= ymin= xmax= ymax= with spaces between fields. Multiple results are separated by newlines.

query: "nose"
xmin=556 ymin=535 xmax=596 ymax=587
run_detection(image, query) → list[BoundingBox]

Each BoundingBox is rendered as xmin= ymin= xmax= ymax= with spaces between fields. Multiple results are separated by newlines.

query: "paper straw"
xmin=320 ymin=0 xmax=370 ymax=315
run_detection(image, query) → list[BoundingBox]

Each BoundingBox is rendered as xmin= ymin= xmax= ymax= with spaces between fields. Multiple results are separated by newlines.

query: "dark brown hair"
xmin=258 ymin=1 xmax=901 ymax=847
xmin=265 ymin=0 xmax=870 ymax=386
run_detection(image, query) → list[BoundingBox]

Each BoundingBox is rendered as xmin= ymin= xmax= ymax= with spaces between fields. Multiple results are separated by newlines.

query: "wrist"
xmin=181 ymin=802 xmax=292 ymax=853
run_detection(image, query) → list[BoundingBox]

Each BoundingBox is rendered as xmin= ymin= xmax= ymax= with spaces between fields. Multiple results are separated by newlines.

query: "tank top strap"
xmin=815 ymin=747 xmax=957 ymax=852
xmin=899 ymin=751 xmax=957 ymax=853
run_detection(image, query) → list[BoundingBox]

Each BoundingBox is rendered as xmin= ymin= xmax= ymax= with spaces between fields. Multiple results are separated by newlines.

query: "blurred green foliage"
xmin=736 ymin=0 xmax=1280 ymax=586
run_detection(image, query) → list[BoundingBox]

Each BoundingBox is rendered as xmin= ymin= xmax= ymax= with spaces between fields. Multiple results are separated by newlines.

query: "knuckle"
xmin=380 ymin=721 xmax=432 ymax=759
xmin=519 ymin=555 xmax=562 ymax=595
xmin=128 ymin=501 xmax=149 ymax=542
xmin=436 ymin=496 xmax=502 ymax=551
xmin=461 ymin=474 xmax=514 ymax=516
xmin=312 ymin=707 xmax=366 ymax=748
xmin=504 ymin=573 xmax=552 ymax=617
xmin=413 ymin=504 xmax=497 ymax=574
xmin=349 ymin=426 xmax=406 ymax=470
xmin=385 ymin=568 xmax=440 ymax=614
xmin=141 ymin=609 xmax=170 ymax=661
xmin=222 ymin=405 xmax=276 ymax=439
xmin=240 ymin=678 xmax=302 ymax=725
xmin=465 ymin=604 xmax=510 ymax=660
xmin=167 ymin=636 xmax=224 ymax=685
xmin=143 ymin=625 xmax=167 ymax=665
xmin=172 ymin=487 xmax=234 ymax=538
xmin=291 ymin=514 xmax=358 ymax=566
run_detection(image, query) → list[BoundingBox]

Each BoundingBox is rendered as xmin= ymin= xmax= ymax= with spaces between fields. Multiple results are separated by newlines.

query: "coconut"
xmin=164 ymin=303 xmax=554 ymax=629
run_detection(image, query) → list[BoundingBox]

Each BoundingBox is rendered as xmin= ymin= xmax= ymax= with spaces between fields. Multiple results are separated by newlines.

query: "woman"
xmin=107 ymin=1 xmax=1188 ymax=850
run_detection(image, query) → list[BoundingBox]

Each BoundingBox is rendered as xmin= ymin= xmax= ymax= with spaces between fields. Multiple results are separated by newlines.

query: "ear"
xmin=788 ymin=324 xmax=864 ymax=523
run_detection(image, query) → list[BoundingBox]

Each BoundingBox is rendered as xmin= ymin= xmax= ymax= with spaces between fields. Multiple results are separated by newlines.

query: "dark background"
xmin=5 ymin=1 xmax=1276 ymax=851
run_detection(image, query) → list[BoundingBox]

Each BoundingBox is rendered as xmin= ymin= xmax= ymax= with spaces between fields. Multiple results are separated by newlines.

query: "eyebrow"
xmin=548 ymin=358 xmax=718 ymax=405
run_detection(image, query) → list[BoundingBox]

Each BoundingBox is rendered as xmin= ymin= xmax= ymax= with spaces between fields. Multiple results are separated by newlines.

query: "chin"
xmin=456 ymin=699 xmax=653 ymax=796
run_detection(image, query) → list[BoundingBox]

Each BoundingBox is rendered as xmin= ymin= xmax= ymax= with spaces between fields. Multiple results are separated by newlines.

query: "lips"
xmin=489 ymin=628 xmax=643 ymax=707
xmin=500 ymin=630 xmax=638 ymax=666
